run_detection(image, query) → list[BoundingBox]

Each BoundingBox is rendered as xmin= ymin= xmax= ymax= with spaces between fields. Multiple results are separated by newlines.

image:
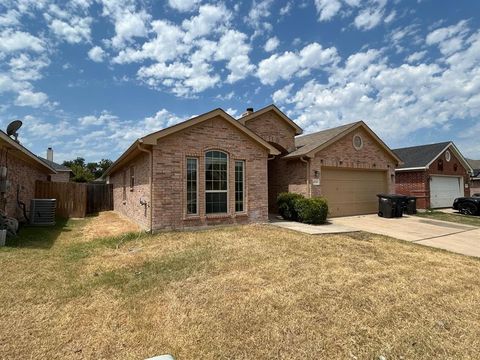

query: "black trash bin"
xmin=377 ymin=194 xmax=407 ymax=218
xmin=404 ymin=196 xmax=417 ymax=215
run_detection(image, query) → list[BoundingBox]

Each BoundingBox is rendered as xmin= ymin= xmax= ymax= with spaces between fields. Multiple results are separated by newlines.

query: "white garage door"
xmin=430 ymin=176 xmax=463 ymax=208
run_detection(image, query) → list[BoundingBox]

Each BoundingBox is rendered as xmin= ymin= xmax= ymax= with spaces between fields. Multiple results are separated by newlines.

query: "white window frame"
xmin=235 ymin=160 xmax=245 ymax=213
xmin=205 ymin=150 xmax=229 ymax=214
xmin=186 ymin=157 xmax=199 ymax=215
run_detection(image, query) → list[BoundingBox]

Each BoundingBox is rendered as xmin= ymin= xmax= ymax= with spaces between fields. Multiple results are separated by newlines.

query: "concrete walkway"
xmin=331 ymin=214 xmax=480 ymax=258
xmin=269 ymin=215 xmax=356 ymax=235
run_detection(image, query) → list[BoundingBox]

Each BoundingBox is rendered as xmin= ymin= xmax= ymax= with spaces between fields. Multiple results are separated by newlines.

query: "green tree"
xmin=62 ymin=157 xmax=112 ymax=183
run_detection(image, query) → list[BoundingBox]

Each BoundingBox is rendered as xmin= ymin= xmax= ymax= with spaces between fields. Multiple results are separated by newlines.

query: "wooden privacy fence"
xmin=86 ymin=183 xmax=113 ymax=214
xmin=35 ymin=181 xmax=113 ymax=218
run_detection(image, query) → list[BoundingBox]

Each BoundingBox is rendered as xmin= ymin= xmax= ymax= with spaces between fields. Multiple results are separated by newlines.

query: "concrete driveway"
xmin=331 ymin=214 xmax=480 ymax=258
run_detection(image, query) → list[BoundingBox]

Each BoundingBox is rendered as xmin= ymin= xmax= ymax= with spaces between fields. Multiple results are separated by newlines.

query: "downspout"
xmin=300 ymin=156 xmax=311 ymax=198
xmin=137 ymin=140 xmax=153 ymax=233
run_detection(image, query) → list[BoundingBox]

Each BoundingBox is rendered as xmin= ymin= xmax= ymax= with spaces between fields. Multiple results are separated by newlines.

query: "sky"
xmin=0 ymin=0 xmax=479 ymax=163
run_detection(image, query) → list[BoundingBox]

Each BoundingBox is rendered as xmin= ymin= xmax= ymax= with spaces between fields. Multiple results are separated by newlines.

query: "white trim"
xmin=186 ymin=157 xmax=199 ymax=216
xmin=395 ymin=166 xmax=427 ymax=172
xmin=425 ymin=142 xmax=474 ymax=173
xmin=234 ymin=160 xmax=246 ymax=213
xmin=205 ymin=150 xmax=229 ymax=215
xmin=352 ymin=134 xmax=363 ymax=150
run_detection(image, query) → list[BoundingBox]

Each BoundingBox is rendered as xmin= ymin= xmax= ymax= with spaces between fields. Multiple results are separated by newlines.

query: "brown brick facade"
xmin=2 ymin=153 xmax=49 ymax=219
xmin=242 ymin=112 xmax=296 ymax=153
xmin=110 ymin=152 xmax=151 ymax=229
xmin=150 ymin=116 xmax=268 ymax=231
xmin=395 ymin=148 xmax=470 ymax=208
xmin=309 ymin=128 xmax=396 ymax=197
xmin=49 ymin=172 xmax=70 ymax=182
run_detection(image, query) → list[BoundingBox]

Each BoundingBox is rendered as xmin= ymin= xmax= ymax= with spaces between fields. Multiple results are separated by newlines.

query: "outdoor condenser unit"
xmin=30 ymin=199 xmax=56 ymax=226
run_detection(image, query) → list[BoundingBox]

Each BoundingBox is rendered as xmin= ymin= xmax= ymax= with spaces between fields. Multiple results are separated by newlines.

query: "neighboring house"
xmin=39 ymin=147 xmax=72 ymax=182
xmin=0 ymin=131 xmax=56 ymax=219
xmin=104 ymin=105 xmax=401 ymax=231
xmin=393 ymin=142 xmax=473 ymax=209
xmin=467 ymin=159 xmax=480 ymax=195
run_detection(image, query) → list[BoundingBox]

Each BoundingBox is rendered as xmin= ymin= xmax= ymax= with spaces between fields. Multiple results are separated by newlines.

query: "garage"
xmin=322 ymin=168 xmax=388 ymax=217
xmin=430 ymin=176 xmax=463 ymax=208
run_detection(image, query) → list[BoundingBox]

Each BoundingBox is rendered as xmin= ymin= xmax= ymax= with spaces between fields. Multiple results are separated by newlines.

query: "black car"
xmin=453 ymin=196 xmax=480 ymax=215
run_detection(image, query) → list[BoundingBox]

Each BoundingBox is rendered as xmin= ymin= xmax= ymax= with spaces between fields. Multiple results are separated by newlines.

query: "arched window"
xmin=205 ymin=150 xmax=228 ymax=213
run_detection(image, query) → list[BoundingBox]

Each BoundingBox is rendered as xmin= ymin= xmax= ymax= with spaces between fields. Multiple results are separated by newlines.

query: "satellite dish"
xmin=6 ymin=120 xmax=22 ymax=143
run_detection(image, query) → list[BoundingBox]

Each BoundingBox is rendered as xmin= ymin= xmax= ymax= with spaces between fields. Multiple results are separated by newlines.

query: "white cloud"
xmin=88 ymin=46 xmax=106 ymax=62
xmin=384 ymin=10 xmax=396 ymax=24
xmin=279 ymin=2 xmax=292 ymax=16
xmin=314 ymin=0 xmax=342 ymax=21
xmin=9 ymin=54 xmax=49 ymax=81
xmin=354 ymin=7 xmax=383 ymax=30
xmin=15 ymin=89 xmax=48 ymax=107
xmin=426 ymin=20 xmax=469 ymax=55
xmin=79 ymin=111 xmax=118 ymax=126
xmin=168 ymin=0 xmax=200 ymax=12
xmin=257 ymin=42 xmax=339 ymax=85
xmin=0 ymin=10 xmax=21 ymax=27
xmin=0 ymin=30 xmax=45 ymax=53
xmin=264 ymin=36 xmax=279 ymax=52
xmin=182 ymin=3 xmax=231 ymax=42
xmin=246 ymin=0 xmax=274 ymax=36
xmin=99 ymin=0 xmax=151 ymax=48
xmin=277 ymin=28 xmax=480 ymax=150
xmin=406 ymin=50 xmax=427 ymax=63
xmin=49 ymin=16 xmax=92 ymax=44
xmin=215 ymin=30 xmax=255 ymax=83
xmin=272 ymin=83 xmax=294 ymax=103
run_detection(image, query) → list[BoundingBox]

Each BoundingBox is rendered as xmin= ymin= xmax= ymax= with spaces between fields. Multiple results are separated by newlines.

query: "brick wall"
xmin=151 ymin=116 xmax=269 ymax=230
xmin=395 ymin=148 xmax=470 ymax=208
xmin=267 ymin=157 xmax=307 ymax=212
xmin=309 ymin=127 xmax=397 ymax=197
xmin=395 ymin=171 xmax=428 ymax=208
xmin=2 ymin=153 xmax=49 ymax=219
xmin=242 ymin=111 xmax=297 ymax=153
xmin=471 ymin=179 xmax=480 ymax=195
xmin=110 ymin=152 xmax=151 ymax=230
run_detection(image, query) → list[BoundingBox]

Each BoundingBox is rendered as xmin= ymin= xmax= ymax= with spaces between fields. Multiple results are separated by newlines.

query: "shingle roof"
xmin=38 ymin=157 xmax=72 ymax=172
xmin=285 ymin=122 xmax=360 ymax=158
xmin=467 ymin=158 xmax=480 ymax=176
xmin=392 ymin=142 xmax=451 ymax=169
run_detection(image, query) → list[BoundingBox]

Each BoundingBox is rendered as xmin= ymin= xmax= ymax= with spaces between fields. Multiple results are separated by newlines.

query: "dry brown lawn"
xmin=1 ymin=212 xmax=480 ymax=359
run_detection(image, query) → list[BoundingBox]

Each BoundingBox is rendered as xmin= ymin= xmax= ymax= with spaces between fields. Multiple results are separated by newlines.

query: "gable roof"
xmin=285 ymin=121 xmax=402 ymax=164
xmin=238 ymin=104 xmax=303 ymax=135
xmin=104 ymin=108 xmax=281 ymax=177
xmin=467 ymin=158 xmax=480 ymax=177
xmin=0 ymin=131 xmax=56 ymax=174
xmin=393 ymin=142 xmax=473 ymax=173
xmin=38 ymin=157 xmax=72 ymax=172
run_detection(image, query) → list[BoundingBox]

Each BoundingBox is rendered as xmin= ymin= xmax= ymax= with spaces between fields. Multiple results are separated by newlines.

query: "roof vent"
xmin=241 ymin=107 xmax=254 ymax=117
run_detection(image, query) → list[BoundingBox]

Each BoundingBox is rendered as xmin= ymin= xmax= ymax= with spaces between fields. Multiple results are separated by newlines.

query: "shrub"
xmin=294 ymin=197 xmax=329 ymax=224
xmin=277 ymin=192 xmax=304 ymax=220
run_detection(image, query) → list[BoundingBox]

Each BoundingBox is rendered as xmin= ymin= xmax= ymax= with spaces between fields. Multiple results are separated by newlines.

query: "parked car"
xmin=453 ymin=196 xmax=480 ymax=215
xmin=473 ymin=193 xmax=480 ymax=197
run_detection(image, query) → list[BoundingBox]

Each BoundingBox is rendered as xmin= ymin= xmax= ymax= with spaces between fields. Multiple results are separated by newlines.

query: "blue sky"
xmin=0 ymin=0 xmax=479 ymax=163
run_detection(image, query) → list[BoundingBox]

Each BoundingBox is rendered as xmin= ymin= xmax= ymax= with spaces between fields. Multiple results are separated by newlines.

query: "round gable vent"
xmin=445 ymin=150 xmax=451 ymax=162
xmin=353 ymin=134 xmax=363 ymax=150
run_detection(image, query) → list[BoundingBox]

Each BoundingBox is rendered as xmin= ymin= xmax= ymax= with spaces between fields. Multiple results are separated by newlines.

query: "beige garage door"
xmin=322 ymin=168 xmax=388 ymax=217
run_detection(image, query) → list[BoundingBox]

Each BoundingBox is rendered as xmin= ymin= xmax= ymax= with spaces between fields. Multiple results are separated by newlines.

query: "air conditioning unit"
xmin=30 ymin=199 xmax=56 ymax=226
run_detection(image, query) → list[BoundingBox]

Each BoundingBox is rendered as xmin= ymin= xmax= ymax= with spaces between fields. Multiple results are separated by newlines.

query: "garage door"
xmin=321 ymin=168 xmax=388 ymax=217
xmin=430 ymin=176 xmax=463 ymax=208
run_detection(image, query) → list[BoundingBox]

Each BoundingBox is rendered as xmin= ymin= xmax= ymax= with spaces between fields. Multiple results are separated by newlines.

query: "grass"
xmin=416 ymin=210 xmax=480 ymax=227
xmin=1 ymin=212 xmax=480 ymax=359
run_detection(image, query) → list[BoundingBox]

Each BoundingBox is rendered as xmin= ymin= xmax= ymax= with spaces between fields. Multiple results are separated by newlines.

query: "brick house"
xmin=105 ymin=105 xmax=401 ymax=231
xmin=39 ymin=148 xmax=72 ymax=182
xmin=0 ymin=131 xmax=56 ymax=219
xmin=393 ymin=142 xmax=473 ymax=209
xmin=466 ymin=159 xmax=480 ymax=195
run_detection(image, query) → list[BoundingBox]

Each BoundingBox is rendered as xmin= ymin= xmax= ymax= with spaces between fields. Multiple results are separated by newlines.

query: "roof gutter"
xmin=395 ymin=166 xmax=427 ymax=172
